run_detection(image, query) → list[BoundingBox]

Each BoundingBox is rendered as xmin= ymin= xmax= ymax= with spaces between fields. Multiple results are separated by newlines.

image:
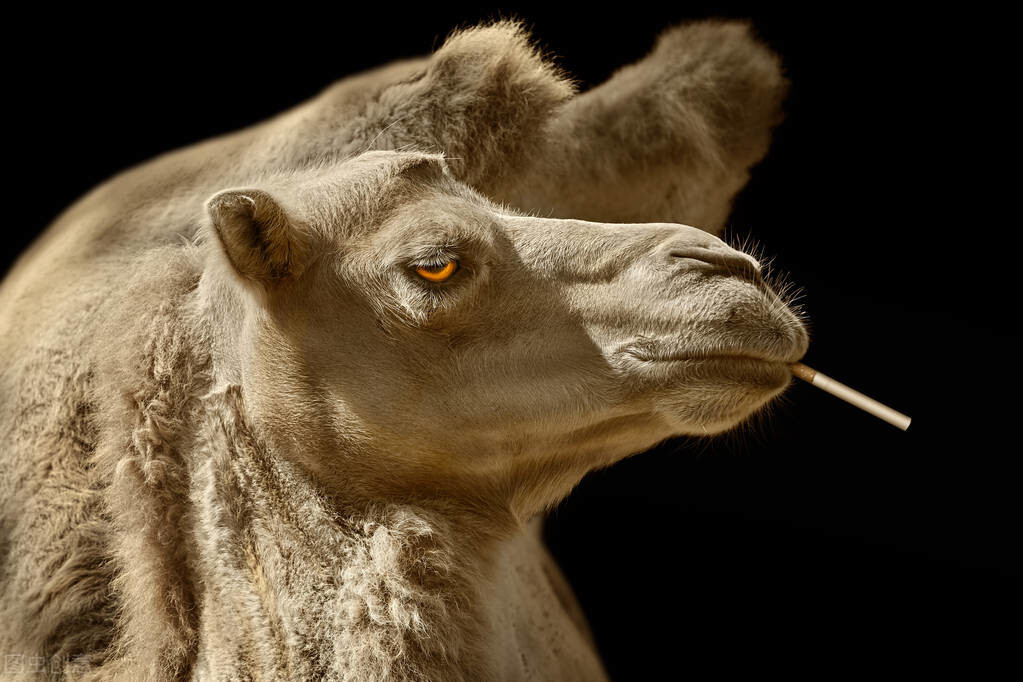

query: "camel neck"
xmin=184 ymin=386 xmax=496 ymax=679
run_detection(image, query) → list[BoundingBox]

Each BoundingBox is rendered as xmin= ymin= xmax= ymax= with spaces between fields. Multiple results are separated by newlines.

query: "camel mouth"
xmin=624 ymin=353 xmax=794 ymax=390
xmin=614 ymin=341 xmax=804 ymax=410
xmin=625 ymin=351 xmax=792 ymax=365
xmin=619 ymin=339 xmax=805 ymax=366
xmin=617 ymin=313 xmax=809 ymax=367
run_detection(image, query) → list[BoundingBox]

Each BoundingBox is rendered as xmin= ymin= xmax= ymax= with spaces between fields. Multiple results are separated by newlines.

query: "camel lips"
xmin=789 ymin=363 xmax=912 ymax=431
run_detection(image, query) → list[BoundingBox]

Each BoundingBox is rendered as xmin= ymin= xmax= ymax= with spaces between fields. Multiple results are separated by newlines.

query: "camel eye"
xmin=415 ymin=260 xmax=458 ymax=282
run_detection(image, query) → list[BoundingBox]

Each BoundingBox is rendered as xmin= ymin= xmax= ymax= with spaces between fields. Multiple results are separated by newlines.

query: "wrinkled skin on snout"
xmin=206 ymin=151 xmax=808 ymax=520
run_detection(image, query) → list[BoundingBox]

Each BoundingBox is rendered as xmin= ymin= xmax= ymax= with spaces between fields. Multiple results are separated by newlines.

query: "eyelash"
xmin=415 ymin=258 xmax=455 ymax=269
xmin=412 ymin=247 xmax=458 ymax=264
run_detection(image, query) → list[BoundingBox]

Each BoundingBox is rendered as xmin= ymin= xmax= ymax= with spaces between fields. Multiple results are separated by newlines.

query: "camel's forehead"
xmin=348 ymin=187 xmax=502 ymax=256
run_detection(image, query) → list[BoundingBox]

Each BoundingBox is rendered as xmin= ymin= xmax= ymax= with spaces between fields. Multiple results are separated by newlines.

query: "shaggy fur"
xmin=0 ymin=21 xmax=798 ymax=680
xmin=492 ymin=20 xmax=788 ymax=230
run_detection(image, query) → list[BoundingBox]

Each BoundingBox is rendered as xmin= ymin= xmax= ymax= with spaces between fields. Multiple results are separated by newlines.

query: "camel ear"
xmin=206 ymin=189 xmax=307 ymax=282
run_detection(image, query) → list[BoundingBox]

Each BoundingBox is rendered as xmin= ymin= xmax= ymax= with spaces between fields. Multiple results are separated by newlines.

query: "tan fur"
xmin=0 ymin=21 xmax=800 ymax=680
xmin=492 ymin=20 xmax=788 ymax=231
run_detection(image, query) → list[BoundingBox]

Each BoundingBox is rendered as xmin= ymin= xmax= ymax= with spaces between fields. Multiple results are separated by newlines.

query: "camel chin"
xmin=648 ymin=357 xmax=796 ymax=434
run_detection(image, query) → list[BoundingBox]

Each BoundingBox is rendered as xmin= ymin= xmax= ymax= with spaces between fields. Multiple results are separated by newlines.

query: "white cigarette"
xmin=790 ymin=362 xmax=911 ymax=431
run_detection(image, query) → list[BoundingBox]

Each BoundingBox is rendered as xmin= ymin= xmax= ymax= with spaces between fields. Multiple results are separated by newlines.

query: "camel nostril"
xmin=666 ymin=245 xmax=762 ymax=284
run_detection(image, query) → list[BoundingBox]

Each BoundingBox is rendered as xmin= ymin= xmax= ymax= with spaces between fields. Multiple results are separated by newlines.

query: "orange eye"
xmin=415 ymin=260 xmax=458 ymax=282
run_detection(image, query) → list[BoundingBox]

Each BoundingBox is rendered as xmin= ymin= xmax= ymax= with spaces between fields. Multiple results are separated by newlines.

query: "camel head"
xmin=202 ymin=150 xmax=808 ymax=522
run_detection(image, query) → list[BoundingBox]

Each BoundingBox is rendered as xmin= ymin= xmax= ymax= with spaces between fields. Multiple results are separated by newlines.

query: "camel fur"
xmin=0 ymin=20 xmax=803 ymax=680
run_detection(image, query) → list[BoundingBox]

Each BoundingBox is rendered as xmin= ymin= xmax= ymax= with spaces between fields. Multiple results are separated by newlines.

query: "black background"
xmin=4 ymin=4 xmax=1019 ymax=678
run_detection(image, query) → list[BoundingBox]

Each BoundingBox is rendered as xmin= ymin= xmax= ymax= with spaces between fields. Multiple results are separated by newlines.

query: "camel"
xmin=0 ymin=20 xmax=807 ymax=680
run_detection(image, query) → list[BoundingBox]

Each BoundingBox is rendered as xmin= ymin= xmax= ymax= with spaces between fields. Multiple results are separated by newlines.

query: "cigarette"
xmin=789 ymin=362 xmax=911 ymax=431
